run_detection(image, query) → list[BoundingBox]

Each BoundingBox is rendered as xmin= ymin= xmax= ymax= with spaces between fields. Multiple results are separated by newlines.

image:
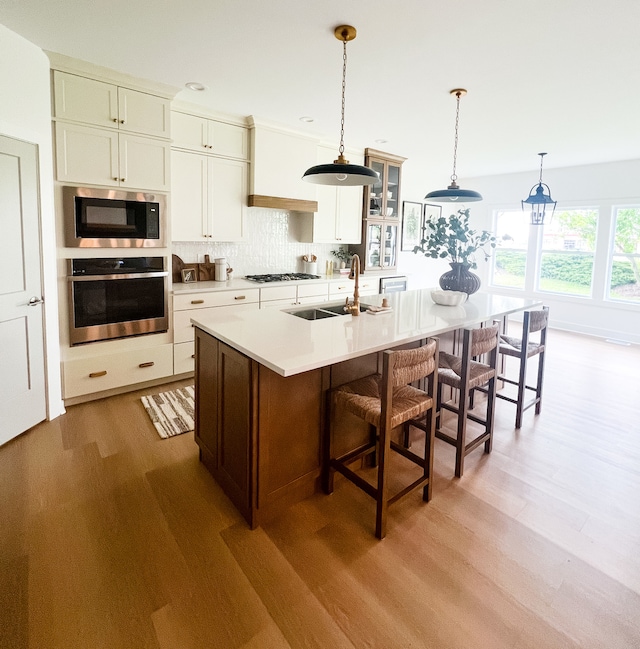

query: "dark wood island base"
xmin=193 ymin=327 xmax=388 ymax=528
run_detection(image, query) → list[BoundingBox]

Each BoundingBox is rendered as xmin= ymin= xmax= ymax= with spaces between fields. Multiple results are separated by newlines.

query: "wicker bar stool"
xmin=436 ymin=323 xmax=500 ymax=478
xmin=497 ymin=306 xmax=549 ymax=428
xmin=325 ymin=339 xmax=439 ymax=539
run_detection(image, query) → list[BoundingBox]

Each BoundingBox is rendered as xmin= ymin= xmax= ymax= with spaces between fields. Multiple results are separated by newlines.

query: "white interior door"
xmin=0 ymin=135 xmax=46 ymax=445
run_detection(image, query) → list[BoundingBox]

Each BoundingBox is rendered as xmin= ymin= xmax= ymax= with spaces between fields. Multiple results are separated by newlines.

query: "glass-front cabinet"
xmin=355 ymin=148 xmax=406 ymax=272
xmin=367 ymin=156 xmax=402 ymax=219
xmin=364 ymin=222 xmax=399 ymax=270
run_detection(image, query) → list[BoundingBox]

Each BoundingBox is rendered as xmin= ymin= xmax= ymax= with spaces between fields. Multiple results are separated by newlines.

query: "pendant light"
xmin=522 ymin=152 xmax=556 ymax=225
xmin=425 ymin=89 xmax=482 ymax=202
xmin=302 ymin=25 xmax=379 ymax=186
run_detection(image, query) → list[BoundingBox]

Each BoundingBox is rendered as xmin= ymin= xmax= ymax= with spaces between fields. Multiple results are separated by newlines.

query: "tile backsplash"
xmin=172 ymin=208 xmax=346 ymax=277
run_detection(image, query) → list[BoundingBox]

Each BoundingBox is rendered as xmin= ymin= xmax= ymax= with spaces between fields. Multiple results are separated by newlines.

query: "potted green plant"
xmin=331 ymin=247 xmax=354 ymax=269
xmin=413 ymin=208 xmax=497 ymax=294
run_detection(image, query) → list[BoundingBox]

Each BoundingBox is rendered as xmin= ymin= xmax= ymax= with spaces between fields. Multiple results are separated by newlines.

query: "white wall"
xmin=0 ymin=25 xmax=63 ymax=418
xmin=399 ymin=158 xmax=640 ymax=343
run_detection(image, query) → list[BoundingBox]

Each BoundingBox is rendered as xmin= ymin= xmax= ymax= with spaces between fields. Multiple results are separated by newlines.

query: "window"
xmin=608 ymin=207 xmax=640 ymax=303
xmin=537 ymin=209 xmax=598 ymax=296
xmin=491 ymin=210 xmax=529 ymax=289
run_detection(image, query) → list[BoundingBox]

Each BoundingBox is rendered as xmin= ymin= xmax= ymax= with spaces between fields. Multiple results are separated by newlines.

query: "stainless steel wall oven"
xmin=68 ymin=257 xmax=168 ymax=345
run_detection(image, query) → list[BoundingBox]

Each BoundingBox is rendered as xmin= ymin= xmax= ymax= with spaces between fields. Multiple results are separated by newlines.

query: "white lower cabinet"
xmin=259 ymin=282 xmax=330 ymax=309
xmin=173 ymin=288 xmax=260 ymax=374
xmin=171 ymin=149 xmax=247 ymax=241
xmin=63 ymin=343 xmax=174 ymax=399
xmin=329 ymin=277 xmax=379 ymax=299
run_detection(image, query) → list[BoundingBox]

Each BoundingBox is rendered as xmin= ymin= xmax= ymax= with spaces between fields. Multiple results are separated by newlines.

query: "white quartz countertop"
xmin=172 ymin=272 xmax=396 ymax=295
xmin=191 ymin=288 xmax=542 ymax=377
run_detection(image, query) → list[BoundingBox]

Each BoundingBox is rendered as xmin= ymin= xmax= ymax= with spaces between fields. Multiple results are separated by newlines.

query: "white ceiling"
xmin=3 ymin=0 xmax=640 ymax=184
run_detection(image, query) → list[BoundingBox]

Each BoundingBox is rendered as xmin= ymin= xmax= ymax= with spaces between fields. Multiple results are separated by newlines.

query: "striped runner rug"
xmin=141 ymin=385 xmax=195 ymax=439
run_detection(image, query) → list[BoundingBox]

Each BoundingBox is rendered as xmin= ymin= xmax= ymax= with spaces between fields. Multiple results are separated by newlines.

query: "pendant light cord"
xmin=538 ymin=152 xmax=547 ymax=184
xmin=450 ymin=91 xmax=462 ymax=183
xmin=338 ymin=38 xmax=347 ymax=158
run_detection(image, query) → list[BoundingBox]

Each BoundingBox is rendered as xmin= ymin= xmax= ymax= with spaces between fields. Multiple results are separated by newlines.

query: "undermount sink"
xmin=286 ymin=303 xmax=369 ymax=320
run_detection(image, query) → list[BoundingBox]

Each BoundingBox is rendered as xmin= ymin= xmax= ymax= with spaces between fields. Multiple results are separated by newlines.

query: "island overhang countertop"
xmin=191 ymin=289 xmax=542 ymax=377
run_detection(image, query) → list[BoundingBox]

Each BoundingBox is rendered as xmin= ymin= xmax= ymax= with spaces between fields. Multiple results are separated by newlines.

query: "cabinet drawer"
xmin=297 ymin=295 xmax=329 ymax=306
xmin=359 ymin=279 xmax=380 ymax=296
xmin=329 ymin=279 xmax=378 ymax=297
xmin=260 ymin=298 xmax=297 ymax=310
xmin=63 ymin=344 xmax=173 ymax=399
xmin=260 ymin=286 xmax=297 ymax=303
xmin=174 ymin=341 xmax=195 ymax=375
xmin=174 ymin=303 xmax=259 ymax=343
xmin=173 ymin=288 xmax=259 ymax=311
xmin=297 ymin=282 xmax=329 ymax=299
xmin=329 ymin=280 xmax=355 ymax=296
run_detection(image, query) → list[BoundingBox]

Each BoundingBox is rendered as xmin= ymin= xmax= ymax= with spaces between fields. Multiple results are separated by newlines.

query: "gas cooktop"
xmin=245 ymin=273 xmax=321 ymax=283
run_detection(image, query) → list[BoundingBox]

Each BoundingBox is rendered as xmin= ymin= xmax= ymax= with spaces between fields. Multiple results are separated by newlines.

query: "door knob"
xmin=28 ymin=296 xmax=44 ymax=306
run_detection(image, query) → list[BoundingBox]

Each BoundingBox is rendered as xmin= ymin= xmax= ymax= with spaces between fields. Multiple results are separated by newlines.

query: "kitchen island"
xmin=191 ymin=289 xmax=541 ymax=527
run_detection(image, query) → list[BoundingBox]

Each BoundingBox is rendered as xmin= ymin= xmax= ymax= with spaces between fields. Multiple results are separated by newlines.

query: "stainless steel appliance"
xmin=64 ymin=186 xmax=166 ymax=248
xmin=245 ymin=273 xmax=320 ymax=282
xmin=380 ymin=276 xmax=408 ymax=293
xmin=68 ymin=257 xmax=168 ymax=345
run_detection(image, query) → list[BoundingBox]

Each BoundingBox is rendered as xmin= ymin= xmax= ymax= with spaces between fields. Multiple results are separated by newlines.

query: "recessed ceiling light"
xmin=299 ymin=116 xmax=314 ymax=123
xmin=185 ymin=82 xmax=206 ymax=92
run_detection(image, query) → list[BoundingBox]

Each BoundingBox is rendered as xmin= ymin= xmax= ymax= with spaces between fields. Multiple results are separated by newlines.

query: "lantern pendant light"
xmin=425 ymin=89 xmax=482 ymax=202
xmin=302 ymin=25 xmax=379 ymax=186
xmin=522 ymin=152 xmax=556 ymax=225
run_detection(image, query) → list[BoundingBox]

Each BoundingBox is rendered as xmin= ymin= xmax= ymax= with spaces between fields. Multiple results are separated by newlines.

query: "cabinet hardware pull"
xmin=89 ymin=370 xmax=107 ymax=378
xmin=191 ymin=354 xmax=195 ymax=358
xmin=120 ymin=119 xmax=125 ymax=124
xmin=120 ymin=178 xmax=126 ymax=182
xmin=139 ymin=361 xmax=155 ymax=368
xmin=113 ymin=177 xmax=118 ymax=181
xmin=191 ymin=299 xmax=205 ymax=304
xmin=112 ymin=118 xmax=118 ymax=123
xmin=234 ymin=295 xmax=246 ymax=300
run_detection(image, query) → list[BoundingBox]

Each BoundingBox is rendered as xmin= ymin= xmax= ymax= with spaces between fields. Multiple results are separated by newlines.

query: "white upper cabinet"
xmin=172 ymin=111 xmax=249 ymax=159
xmin=171 ymin=150 xmax=246 ymax=242
xmin=53 ymin=71 xmax=170 ymax=139
xmin=295 ymin=145 xmax=363 ymax=244
xmin=55 ymin=122 xmax=170 ymax=190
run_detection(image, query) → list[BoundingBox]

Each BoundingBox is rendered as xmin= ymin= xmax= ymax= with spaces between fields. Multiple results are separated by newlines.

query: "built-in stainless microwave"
xmin=63 ymin=186 xmax=166 ymax=248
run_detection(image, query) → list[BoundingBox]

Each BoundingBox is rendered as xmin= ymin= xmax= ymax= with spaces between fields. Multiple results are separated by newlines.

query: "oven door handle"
xmin=68 ymin=271 xmax=169 ymax=282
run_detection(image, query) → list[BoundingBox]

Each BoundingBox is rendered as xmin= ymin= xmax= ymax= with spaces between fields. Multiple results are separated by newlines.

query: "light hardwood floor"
xmin=1 ymin=328 xmax=639 ymax=649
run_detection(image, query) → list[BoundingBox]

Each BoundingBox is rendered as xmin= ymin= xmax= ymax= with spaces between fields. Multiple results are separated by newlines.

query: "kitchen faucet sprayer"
xmin=344 ymin=253 xmax=361 ymax=316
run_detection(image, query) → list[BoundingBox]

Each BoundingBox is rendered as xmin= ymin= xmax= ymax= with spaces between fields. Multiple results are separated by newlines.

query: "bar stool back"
xmin=325 ymin=339 xmax=439 ymax=539
xmin=497 ymin=306 xmax=549 ymax=428
xmin=436 ymin=323 xmax=500 ymax=477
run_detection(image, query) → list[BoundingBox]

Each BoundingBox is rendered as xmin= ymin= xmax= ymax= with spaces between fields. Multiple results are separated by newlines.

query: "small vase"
xmin=439 ymin=262 xmax=481 ymax=295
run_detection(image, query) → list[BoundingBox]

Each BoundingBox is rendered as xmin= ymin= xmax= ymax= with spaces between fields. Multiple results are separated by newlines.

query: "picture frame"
xmin=401 ymin=201 xmax=423 ymax=251
xmin=181 ymin=268 xmax=197 ymax=283
xmin=423 ymin=203 xmax=442 ymax=226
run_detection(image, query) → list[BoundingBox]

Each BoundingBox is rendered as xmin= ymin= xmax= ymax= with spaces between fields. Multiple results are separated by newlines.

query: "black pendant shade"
xmin=303 ymin=159 xmax=379 ymax=186
xmin=425 ymin=89 xmax=482 ymax=203
xmin=302 ymin=25 xmax=379 ymax=187
xmin=425 ymin=181 xmax=483 ymax=203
